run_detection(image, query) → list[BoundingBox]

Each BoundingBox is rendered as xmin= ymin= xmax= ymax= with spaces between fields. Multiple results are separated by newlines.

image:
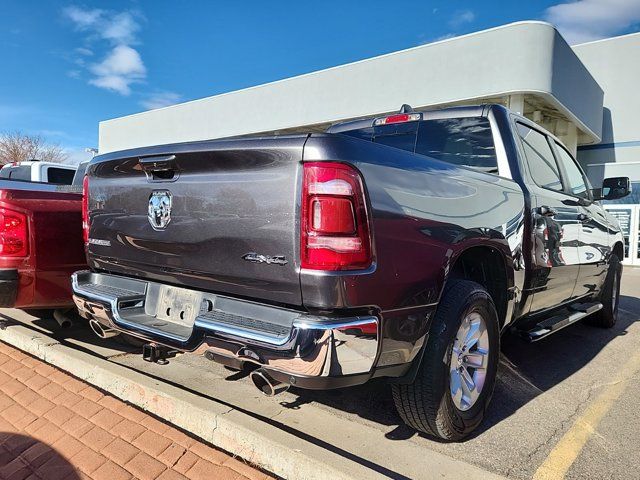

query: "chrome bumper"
xmin=71 ymin=271 xmax=379 ymax=380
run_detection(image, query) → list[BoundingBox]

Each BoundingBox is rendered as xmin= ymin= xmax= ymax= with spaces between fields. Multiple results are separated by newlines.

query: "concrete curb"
xmin=0 ymin=322 xmax=353 ymax=480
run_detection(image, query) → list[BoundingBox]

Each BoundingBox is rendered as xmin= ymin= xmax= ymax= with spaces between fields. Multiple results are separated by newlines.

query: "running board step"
xmin=517 ymin=302 xmax=603 ymax=342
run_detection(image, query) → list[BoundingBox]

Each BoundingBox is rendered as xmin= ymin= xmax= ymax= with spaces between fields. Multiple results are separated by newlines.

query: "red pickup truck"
xmin=0 ymin=176 xmax=86 ymax=311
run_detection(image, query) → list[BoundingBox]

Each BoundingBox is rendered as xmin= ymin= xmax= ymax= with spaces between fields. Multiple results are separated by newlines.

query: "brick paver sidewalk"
xmin=0 ymin=342 xmax=272 ymax=480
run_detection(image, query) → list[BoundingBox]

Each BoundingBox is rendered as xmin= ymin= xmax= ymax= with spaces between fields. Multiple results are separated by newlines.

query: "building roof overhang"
xmin=99 ymin=21 xmax=604 ymax=153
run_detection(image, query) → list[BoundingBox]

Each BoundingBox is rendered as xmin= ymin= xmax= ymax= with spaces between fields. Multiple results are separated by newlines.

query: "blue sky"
xmin=1 ymin=0 xmax=639 ymax=163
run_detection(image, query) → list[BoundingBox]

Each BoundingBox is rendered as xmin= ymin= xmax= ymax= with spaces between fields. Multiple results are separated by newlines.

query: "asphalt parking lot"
xmin=1 ymin=268 xmax=639 ymax=479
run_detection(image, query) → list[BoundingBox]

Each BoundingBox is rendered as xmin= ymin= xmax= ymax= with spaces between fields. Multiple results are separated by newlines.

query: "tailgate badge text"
xmin=242 ymin=252 xmax=288 ymax=266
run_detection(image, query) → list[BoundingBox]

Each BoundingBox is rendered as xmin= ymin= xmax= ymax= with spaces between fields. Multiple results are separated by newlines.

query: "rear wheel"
xmin=586 ymin=253 xmax=622 ymax=328
xmin=392 ymin=280 xmax=500 ymax=441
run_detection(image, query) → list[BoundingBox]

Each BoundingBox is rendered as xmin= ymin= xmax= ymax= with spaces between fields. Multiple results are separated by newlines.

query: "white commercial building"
xmin=99 ymin=21 xmax=640 ymax=265
xmin=572 ymin=35 xmax=640 ymax=266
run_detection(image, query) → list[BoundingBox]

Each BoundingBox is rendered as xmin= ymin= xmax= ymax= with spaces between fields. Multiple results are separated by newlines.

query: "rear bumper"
xmin=0 ymin=269 xmax=19 ymax=307
xmin=72 ymin=270 xmax=380 ymax=388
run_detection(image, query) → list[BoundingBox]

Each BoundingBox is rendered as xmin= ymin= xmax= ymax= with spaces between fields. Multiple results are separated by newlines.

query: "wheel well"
xmin=449 ymin=247 xmax=509 ymax=327
xmin=612 ymin=242 xmax=624 ymax=260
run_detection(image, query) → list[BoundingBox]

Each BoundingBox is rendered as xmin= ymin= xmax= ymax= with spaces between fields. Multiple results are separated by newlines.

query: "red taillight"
xmin=82 ymin=175 xmax=89 ymax=244
xmin=309 ymin=197 xmax=355 ymax=234
xmin=301 ymin=162 xmax=372 ymax=270
xmin=0 ymin=208 xmax=28 ymax=257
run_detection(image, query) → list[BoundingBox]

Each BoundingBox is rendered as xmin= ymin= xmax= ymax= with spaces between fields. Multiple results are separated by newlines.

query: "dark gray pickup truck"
xmin=72 ymin=104 xmax=630 ymax=440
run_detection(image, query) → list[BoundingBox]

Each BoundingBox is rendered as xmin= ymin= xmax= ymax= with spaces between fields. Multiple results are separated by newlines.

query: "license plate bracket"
xmin=155 ymin=285 xmax=203 ymax=327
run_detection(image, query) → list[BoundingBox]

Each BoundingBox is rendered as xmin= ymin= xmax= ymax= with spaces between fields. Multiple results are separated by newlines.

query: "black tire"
xmin=391 ymin=280 xmax=500 ymax=441
xmin=586 ymin=253 xmax=622 ymax=328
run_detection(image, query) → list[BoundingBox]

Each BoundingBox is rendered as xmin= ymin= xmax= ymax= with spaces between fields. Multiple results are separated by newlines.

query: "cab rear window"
xmin=341 ymin=117 xmax=498 ymax=173
xmin=47 ymin=167 xmax=75 ymax=185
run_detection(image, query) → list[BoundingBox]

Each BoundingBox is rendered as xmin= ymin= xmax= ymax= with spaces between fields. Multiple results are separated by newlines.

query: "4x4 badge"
xmin=148 ymin=190 xmax=172 ymax=230
xmin=242 ymin=252 xmax=288 ymax=266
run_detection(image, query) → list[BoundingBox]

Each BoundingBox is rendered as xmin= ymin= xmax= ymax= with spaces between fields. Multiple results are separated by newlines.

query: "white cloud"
xmin=63 ymin=6 xmax=140 ymax=45
xmin=89 ymin=45 xmax=146 ymax=95
xmin=63 ymin=6 xmax=102 ymax=29
xmin=140 ymin=91 xmax=183 ymax=110
xmin=449 ymin=9 xmax=475 ymax=28
xmin=63 ymin=6 xmax=147 ymax=95
xmin=434 ymin=33 xmax=456 ymax=42
xmin=545 ymin=0 xmax=640 ymax=44
xmin=102 ymin=12 xmax=141 ymax=45
xmin=419 ymin=9 xmax=474 ymax=44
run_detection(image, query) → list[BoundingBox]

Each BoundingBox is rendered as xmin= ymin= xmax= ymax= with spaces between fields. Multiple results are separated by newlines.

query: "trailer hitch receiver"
xmin=142 ymin=343 xmax=177 ymax=365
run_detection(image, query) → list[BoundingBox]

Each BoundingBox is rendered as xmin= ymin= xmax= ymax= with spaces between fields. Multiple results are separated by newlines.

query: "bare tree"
xmin=0 ymin=131 xmax=68 ymax=165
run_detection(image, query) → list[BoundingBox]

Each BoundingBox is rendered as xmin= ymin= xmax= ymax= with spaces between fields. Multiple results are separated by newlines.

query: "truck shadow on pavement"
xmin=280 ymin=294 xmax=640 ymax=442
xmin=23 ymin=312 xmax=141 ymax=356
xmin=0 ymin=433 xmax=82 ymax=478
xmin=6 ymin=295 xmax=639 ymax=448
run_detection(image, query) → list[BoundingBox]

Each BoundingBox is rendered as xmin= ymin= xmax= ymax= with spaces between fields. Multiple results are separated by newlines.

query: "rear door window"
xmin=415 ymin=117 xmax=498 ymax=173
xmin=517 ymin=124 xmax=563 ymax=192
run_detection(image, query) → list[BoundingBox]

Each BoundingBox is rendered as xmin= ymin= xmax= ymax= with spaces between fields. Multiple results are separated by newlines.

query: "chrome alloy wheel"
xmin=449 ymin=311 xmax=490 ymax=411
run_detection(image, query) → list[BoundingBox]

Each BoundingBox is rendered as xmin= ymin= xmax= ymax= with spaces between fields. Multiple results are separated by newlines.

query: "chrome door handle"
xmin=537 ymin=206 xmax=557 ymax=217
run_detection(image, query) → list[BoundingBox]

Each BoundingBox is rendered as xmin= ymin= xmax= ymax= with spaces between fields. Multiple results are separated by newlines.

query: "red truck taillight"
xmin=0 ymin=208 xmax=28 ymax=257
xmin=301 ymin=162 xmax=372 ymax=270
xmin=82 ymin=175 xmax=89 ymax=244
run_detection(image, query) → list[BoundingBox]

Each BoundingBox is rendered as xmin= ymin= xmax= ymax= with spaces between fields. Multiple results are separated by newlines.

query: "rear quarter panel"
xmin=302 ymin=134 xmax=526 ymax=367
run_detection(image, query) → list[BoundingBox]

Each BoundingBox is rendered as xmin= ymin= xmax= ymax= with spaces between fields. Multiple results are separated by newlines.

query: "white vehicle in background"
xmin=0 ymin=160 xmax=77 ymax=185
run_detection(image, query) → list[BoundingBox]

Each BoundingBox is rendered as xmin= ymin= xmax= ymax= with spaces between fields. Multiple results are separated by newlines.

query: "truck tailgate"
xmin=87 ymin=136 xmax=307 ymax=307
